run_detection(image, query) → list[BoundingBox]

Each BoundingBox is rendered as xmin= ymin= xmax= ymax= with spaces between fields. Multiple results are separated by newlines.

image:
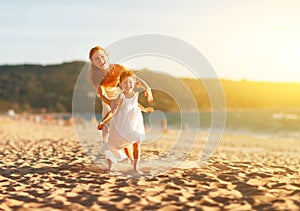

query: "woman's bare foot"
xmin=104 ymin=168 xmax=111 ymax=172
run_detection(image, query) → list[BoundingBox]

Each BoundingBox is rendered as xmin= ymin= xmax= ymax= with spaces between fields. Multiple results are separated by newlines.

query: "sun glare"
xmin=278 ymin=33 xmax=300 ymax=69
xmin=228 ymin=25 xmax=300 ymax=82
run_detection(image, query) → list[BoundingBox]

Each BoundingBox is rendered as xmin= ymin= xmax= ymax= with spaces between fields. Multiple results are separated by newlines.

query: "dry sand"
xmin=0 ymin=117 xmax=300 ymax=210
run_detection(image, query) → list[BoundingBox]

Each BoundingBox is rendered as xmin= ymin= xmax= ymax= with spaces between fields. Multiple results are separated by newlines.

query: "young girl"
xmin=98 ymin=71 xmax=154 ymax=171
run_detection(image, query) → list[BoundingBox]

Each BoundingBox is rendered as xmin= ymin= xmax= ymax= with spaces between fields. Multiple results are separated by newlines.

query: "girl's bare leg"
xmin=132 ymin=142 xmax=140 ymax=171
xmin=124 ymin=147 xmax=133 ymax=162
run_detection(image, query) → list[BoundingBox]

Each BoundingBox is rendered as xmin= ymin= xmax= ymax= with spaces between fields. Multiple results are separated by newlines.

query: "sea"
xmin=74 ymin=108 xmax=300 ymax=141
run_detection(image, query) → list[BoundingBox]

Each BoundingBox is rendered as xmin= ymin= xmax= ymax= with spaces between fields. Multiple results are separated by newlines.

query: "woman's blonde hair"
xmin=89 ymin=46 xmax=108 ymax=59
xmin=88 ymin=46 xmax=107 ymax=90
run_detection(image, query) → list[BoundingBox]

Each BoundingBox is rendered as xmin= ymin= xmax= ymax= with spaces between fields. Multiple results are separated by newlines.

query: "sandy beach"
xmin=1 ymin=117 xmax=300 ymax=210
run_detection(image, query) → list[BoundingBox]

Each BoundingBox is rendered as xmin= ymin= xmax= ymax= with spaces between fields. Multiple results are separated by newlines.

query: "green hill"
xmin=0 ymin=61 xmax=84 ymax=112
xmin=1 ymin=62 xmax=300 ymax=113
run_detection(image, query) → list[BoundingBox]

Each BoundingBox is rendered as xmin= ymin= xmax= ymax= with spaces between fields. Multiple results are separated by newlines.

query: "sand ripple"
xmin=1 ymin=119 xmax=300 ymax=210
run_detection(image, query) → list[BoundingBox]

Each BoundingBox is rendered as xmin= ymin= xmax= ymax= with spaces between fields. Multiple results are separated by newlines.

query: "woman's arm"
xmin=97 ymin=86 xmax=111 ymax=106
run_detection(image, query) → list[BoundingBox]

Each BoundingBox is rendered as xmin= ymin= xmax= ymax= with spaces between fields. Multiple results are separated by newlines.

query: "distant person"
xmin=98 ymin=71 xmax=154 ymax=171
xmin=161 ymin=118 xmax=168 ymax=134
xmin=89 ymin=46 xmax=153 ymax=171
xmin=7 ymin=109 xmax=16 ymax=118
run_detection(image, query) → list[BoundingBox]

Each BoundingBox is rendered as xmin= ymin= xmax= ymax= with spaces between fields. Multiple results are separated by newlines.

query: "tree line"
xmin=1 ymin=62 xmax=300 ymax=113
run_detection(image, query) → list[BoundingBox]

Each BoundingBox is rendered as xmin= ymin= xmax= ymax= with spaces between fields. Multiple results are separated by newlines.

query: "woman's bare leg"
xmin=107 ymin=159 xmax=113 ymax=171
xmin=132 ymin=142 xmax=140 ymax=171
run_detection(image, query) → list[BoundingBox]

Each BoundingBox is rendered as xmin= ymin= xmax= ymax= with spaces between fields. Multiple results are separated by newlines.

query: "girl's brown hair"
xmin=119 ymin=71 xmax=135 ymax=85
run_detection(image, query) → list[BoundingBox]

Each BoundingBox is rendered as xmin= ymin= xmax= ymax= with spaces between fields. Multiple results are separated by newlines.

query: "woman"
xmin=89 ymin=46 xmax=153 ymax=171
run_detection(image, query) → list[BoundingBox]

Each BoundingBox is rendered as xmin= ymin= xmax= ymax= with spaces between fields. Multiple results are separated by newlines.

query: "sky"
xmin=1 ymin=0 xmax=300 ymax=82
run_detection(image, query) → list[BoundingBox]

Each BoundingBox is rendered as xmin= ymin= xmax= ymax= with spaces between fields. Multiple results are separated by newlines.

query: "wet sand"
xmin=0 ymin=118 xmax=300 ymax=210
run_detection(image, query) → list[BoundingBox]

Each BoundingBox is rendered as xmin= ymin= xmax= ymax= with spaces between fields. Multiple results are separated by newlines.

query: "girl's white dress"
xmin=104 ymin=92 xmax=145 ymax=162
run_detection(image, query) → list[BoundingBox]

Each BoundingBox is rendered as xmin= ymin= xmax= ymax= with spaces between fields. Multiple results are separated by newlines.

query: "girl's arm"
xmin=135 ymin=77 xmax=153 ymax=103
xmin=111 ymin=94 xmax=122 ymax=113
xmin=97 ymin=95 xmax=123 ymax=130
xmin=138 ymin=103 xmax=154 ymax=113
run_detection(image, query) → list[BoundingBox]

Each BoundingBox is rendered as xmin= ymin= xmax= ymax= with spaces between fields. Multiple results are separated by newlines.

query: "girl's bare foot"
xmin=105 ymin=159 xmax=113 ymax=172
xmin=97 ymin=122 xmax=104 ymax=130
xmin=132 ymin=169 xmax=142 ymax=175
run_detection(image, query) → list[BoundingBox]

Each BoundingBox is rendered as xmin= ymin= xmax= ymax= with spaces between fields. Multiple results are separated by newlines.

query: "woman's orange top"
xmin=101 ymin=64 xmax=128 ymax=87
xmin=97 ymin=64 xmax=129 ymax=99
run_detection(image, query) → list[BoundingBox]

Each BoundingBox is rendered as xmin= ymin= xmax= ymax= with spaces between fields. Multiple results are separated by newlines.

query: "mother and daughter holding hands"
xmin=88 ymin=46 xmax=154 ymax=172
